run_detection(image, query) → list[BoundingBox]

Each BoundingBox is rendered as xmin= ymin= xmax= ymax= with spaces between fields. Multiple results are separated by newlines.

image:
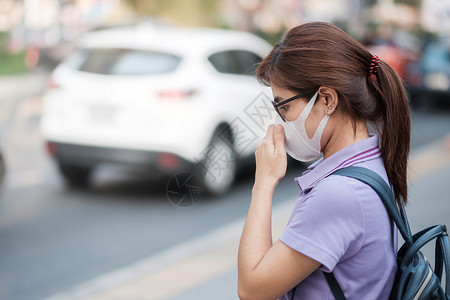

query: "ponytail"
xmin=367 ymin=61 xmax=411 ymax=205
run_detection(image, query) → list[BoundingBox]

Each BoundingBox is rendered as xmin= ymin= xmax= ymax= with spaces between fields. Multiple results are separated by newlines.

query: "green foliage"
xmin=0 ymin=31 xmax=8 ymax=49
xmin=0 ymin=32 xmax=27 ymax=75
xmin=0 ymin=51 xmax=27 ymax=75
xmin=395 ymin=0 xmax=420 ymax=6
xmin=255 ymin=30 xmax=284 ymax=46
xmin=123 ymin=0 xmax=222 ymax=27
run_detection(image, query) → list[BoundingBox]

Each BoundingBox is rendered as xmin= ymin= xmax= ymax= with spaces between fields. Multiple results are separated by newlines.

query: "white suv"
xmin=40 ymin=24 xmax=274 ymax=195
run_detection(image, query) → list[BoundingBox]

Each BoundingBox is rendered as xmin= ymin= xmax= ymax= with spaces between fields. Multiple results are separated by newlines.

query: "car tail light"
xmin=46 ymin=141 xmax=57 ymax=156
xmin=157 ymin=153 xmax=180 ymax=169
xmin=157 ymin=90 xmax=195 ymax=101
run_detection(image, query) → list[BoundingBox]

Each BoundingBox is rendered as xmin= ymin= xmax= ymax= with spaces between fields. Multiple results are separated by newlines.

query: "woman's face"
xmin=271 ymin=84 xmax=327 ymax=140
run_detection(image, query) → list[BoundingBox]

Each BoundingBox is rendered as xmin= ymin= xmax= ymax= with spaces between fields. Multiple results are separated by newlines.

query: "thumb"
xmin=274 ymin=124 xmax=285 ymax=154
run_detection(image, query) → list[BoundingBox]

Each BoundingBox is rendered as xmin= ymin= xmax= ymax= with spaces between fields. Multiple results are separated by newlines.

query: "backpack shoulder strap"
xmin=323 ymin=272 xmax=346 ymax=300
xmin=332 ymin=166 xmax=412 ymax=244
xmin=321 ymin=166 xmax=412 ymax=300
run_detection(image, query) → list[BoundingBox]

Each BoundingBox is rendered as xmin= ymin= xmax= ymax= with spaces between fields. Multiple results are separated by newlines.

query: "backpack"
xmin=323 ymin=166 xmax=450 ymax=300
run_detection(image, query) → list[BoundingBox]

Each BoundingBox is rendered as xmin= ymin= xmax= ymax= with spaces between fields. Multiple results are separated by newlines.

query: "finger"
xmin=274 ymin=124 xmax=285 ymax=154
xmin=264 ymin=124 xmax=275 ymax=142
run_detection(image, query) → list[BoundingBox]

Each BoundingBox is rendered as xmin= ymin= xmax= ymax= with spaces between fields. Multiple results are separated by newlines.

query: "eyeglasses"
xmin=271 ymin=93 xmax=304 ymax=122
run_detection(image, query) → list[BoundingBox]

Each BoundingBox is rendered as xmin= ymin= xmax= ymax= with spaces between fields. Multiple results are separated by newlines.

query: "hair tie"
xmin=368 ymin=55 xmax=381 ymax=78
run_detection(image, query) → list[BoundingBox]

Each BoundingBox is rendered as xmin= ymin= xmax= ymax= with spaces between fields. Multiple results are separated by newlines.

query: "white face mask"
xmin=275 ymin=90 xmax=330 ymax=162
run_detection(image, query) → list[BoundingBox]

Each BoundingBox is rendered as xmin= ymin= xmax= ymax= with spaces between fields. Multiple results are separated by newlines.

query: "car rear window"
xmin=208 ymin=50 xmax=262 ymax=76
xmin=66 ymin=48 xmax=181 ymax=75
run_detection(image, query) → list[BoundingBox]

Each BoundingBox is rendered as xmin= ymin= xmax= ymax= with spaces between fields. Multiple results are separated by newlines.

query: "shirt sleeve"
xmin=280 ymin=175 xmax=365 ymax=272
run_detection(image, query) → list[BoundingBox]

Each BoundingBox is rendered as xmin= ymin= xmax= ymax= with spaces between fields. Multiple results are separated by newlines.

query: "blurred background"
xmin=0 ymin=1 xmax=450 ymax=300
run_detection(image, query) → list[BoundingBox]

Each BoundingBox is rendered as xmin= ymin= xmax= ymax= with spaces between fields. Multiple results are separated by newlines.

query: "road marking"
xmin=91 ymin=240 xmax=238 ymax=300
xmin=35 ymin=136 xmax=450 ymax=300
xmin=408 ymin=136 xmax=450 ymax=181
xmin=45 ymin=200 xmax=293 ymax=300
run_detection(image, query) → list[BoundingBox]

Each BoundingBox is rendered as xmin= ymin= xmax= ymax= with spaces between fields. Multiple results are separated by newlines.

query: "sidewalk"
xmin=46 ymin=136 xmax=450 ymax=300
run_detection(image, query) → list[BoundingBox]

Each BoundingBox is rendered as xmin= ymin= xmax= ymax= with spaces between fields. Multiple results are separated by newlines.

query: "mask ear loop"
xmin=312 ymin=113 xmax=330 ymax=141
xmin=310 ymin=93 xmax=331 ymax=150
xmin=291 ymin=90 xmax=329 ymax=143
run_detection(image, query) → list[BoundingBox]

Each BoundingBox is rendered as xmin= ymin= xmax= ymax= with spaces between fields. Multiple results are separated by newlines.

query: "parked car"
xmin=406 ymin=42 xmax=450 ymax=108
xmin=365 ymin=39 xmax=419 ymax=81
xmin=40 ymin=24 xmax=273 ymax=195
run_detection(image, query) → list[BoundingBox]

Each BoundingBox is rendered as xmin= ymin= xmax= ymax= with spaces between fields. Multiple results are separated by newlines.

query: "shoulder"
xmin=304 ymin=174 xmax=363 ymax=213
xmin=291 ymin=174 xmax=366 ymax=232
xmin=282 ymin=173 xmax=366 ymax=271
xmin=312 ymin=174 xmax=360 ymax=195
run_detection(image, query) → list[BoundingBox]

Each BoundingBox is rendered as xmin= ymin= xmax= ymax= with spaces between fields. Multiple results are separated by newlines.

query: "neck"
xmin=322 ymin=118 xmax=369 ymax=160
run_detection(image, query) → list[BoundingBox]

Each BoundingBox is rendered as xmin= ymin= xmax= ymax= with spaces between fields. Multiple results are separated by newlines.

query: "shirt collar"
xmin=294 ymin=135 xmax=381 ymax=192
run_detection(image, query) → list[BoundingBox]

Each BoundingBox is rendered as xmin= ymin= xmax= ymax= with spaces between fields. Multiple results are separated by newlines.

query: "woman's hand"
xmin=254 ymin=124 xmax=287 ymax=188
xmin=240 ymin=124 xmax=319 ymax=300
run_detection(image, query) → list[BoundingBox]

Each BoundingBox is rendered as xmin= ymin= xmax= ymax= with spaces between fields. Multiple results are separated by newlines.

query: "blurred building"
xmin=1 ymin=0 xmax=448 ymax=58
xmin=220 ymin=0 xmax=426 ymax=40
xmin=1 ymin=0 xmax=134 ymax=51
xmin=220 ymin=0 xmax=362 ymax=35
xmin=421 ymin=0 xmax=450 ymax=38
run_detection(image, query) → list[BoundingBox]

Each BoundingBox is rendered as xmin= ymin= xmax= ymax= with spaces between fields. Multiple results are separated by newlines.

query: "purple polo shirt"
xmin=279 ymin=135 xmax=397 ymax=300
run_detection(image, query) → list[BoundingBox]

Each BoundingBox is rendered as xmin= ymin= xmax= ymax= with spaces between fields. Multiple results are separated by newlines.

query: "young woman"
xmin=238 ymin=22 xmax=410 ymax=299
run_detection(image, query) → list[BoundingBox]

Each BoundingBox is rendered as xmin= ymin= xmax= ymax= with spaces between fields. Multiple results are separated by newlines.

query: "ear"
xmin=318 ymin=86 xmax=338 ymax=115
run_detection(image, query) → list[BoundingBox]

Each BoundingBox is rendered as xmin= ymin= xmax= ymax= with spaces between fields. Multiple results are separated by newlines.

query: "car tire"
xmin=199 ymin=127 xmax=237 ymax=196
xmin=58 ymin=164 xmax=92 ymax=188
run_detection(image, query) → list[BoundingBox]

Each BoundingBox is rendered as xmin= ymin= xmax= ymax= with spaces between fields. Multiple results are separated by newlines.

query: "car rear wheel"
xmin=200 ymin=128 xmax=237 ymax=196
xmin=58 ymin=164 xmax=92 ymax=188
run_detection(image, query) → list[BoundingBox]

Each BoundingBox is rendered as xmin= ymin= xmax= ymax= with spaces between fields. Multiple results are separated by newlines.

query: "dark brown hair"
xmin=256 ymin=22 xmax=410 ymax=205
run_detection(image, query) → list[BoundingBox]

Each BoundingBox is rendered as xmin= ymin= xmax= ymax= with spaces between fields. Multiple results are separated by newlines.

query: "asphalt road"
xmin=0 ymin=71 xmax=449 ymax=300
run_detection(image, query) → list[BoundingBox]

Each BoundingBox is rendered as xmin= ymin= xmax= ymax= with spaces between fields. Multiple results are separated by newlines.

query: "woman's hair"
xmin=256 ymin=22 xmax=410 ymax=205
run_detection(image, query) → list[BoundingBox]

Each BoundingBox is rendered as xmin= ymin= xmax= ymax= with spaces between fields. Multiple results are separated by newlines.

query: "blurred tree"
xmin=122 ymin=0 xmax=222 ymax=27
xmin=363 ymin=0 xmax=420 ymax=8
xmin=395 ymin=0 xmax=420 ymax=6
xmin=0 ymin=32 xmax=27 ymax=75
